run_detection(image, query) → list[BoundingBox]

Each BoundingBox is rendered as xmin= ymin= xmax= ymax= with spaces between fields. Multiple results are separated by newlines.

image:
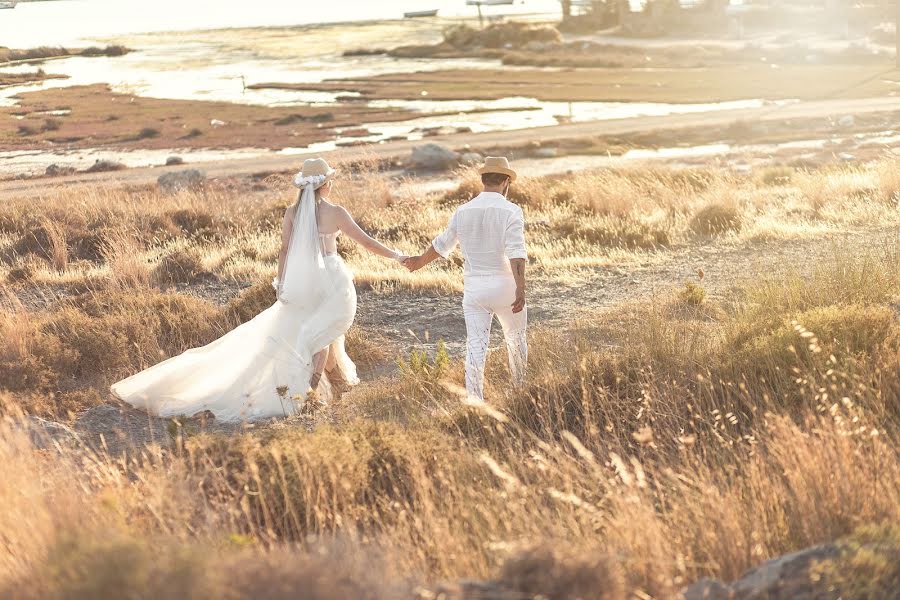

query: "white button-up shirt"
xmin=432 ymin=192 xmax=527 ymax=279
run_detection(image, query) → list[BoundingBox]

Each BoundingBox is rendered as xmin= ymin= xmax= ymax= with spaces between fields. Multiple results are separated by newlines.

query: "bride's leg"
xmin=324 ymin=340 xmax=353 ymax=394
xmin=310 ymin=346 xmax=330 ymax=389
xmin=325 ymin=344 xmax=338 ymax=371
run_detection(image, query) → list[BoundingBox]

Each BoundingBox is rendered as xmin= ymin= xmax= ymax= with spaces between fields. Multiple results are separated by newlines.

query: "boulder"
xmin=74 ymin=404 xmax=173 ymax=456
xmin=409 ymin=143 xmax=460 ymax=171
xmin=681 ymin=544 xmax=841 ymax=600
xmin=45 ymin=164 xmax=77 ymax=177
xmin=158 ymin=169 xmax=206 ymax=193
xmin=682 ymin=578 xmax=731 ymax=600
xmin=73 ymin=404 xmax=244 ymax=456
xmin=85 ymin=159 xmax=126 ymax=173
xmin=165 ymin=155 xmax=185 ymax=166
xmin=730 ymin=544 xmax=839 ymax=599
xmin=22 ymin=416 xmax=81 ymax=451
xmin=460 ymin=152 xmax=483 ymax=166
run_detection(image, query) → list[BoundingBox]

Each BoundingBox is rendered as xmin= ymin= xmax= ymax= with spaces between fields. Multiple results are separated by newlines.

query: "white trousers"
xmin=462 ymin=275 xmax=528 ymax=401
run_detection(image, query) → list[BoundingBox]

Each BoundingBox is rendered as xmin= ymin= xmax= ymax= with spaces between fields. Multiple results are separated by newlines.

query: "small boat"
xmin=404 ymin=9 xmax=438 ymax=18
xmin=0 ymin=1 xmax=18 ymax=9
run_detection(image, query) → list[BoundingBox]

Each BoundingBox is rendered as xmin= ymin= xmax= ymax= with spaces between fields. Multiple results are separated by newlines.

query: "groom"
xmin=404 ymin=157 xmax=527 ymax=401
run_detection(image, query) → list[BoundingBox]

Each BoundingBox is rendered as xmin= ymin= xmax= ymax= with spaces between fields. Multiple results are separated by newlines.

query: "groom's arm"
xmin=510 ymin=258 xmax=526 ymax=313
xmin=506 ymin=207 xmax=527 ymax=313
xmin=405 ymin=245 xmax=441 ymax=272
xmin=407 ymin=211 xmax=458 ymax=271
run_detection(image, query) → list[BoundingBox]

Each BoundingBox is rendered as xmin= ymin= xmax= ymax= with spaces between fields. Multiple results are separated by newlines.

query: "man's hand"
xmin=404 ymin=255 xmax=423 ymax=272
xmin=511 ymin=286 xmax=526 ymax=313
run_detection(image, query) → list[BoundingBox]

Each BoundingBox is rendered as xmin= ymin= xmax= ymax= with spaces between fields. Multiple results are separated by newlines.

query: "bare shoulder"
xmin=321 ymin=201 xmax=351 ymax=221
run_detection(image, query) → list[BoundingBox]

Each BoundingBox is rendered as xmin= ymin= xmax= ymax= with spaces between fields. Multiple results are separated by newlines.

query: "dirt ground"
xmin=253 ymin=64 xmax=900 ymax=103
xmin=4 ymin=95 xmax=898 ymax=197
xmin=0 ymin=84 xmax=418 ymax=152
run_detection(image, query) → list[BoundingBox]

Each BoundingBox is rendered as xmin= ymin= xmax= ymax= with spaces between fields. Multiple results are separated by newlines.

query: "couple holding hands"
xmin=112 ymin=156 xmax=527 ymax=422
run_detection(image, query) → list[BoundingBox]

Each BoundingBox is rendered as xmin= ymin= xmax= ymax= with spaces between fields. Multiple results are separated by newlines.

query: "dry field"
xmin=0 ymin=157 xmax=898 ymax=597
xmin=267 ymin=63 xmax=900 ymax=104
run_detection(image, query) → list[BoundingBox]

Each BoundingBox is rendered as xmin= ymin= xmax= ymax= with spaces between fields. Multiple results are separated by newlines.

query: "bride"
xmin=111 ymin=158 xmax=406 ymax=422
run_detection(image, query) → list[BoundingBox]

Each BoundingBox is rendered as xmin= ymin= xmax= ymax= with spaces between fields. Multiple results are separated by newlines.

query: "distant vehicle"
xmin=0 ymin=1 xmax=18 ymax=9
xmin=403 ymin=9 xmax=439 ymax=18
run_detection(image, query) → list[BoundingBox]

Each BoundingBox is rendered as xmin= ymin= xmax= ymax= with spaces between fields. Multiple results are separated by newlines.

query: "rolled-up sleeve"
xmin=504 ymin=208 xmax=527 ymax=260
xmin=432 ymin=210 xmax=459 ymax=258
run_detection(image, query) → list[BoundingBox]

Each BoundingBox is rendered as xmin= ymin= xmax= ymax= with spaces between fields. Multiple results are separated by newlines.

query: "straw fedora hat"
xmin=299 ymin=158 xmax=336 ymax=187
xmin=479 ymin=156 xmax=517 ymax=182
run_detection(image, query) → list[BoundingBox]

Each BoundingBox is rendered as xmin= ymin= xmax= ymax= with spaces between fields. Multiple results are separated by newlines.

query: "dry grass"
xmin=0 ymin=159 xmax=898 ymax=596
xmin=3 ymin=158 xmax=898 ymax=294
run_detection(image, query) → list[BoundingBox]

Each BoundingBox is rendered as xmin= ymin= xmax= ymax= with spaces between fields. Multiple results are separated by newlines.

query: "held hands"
xmin=511 ymin=286 xmax=526 ymax=314
xmin=402 ymin=255 xmax=425 ymax=272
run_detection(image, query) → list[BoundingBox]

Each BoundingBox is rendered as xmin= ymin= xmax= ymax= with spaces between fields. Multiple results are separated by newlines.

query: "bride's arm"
xmin=335 ymin=206 xmax=402 ymax=260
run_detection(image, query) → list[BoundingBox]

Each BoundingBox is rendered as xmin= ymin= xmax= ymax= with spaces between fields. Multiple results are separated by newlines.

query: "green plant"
xmin=398 ymin=340 xmax=450 ymax=383
xmin=678 ymin=281 xmax=706 ymax=306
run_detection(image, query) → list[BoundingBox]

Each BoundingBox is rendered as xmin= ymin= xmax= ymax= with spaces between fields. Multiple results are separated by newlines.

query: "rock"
xmin=730 ymin=544 xmax=839 ymax=599
xmin=534 ymin=147 xmax=558 ymax=158
xmin=409 ymin=143 xmax=460 ymax=171
xmin=22 ymin=416 xmax=81 ymax=451
xmin=680 ymin=544 xmax=841 ymax=600
xmin=74 ymin=404 xmax=173 ymax=456
xmin=210 ymin=118 xmax=226 ymax=127
xmin=73 ymin=404 xmax=244 ymax=456
xmin=682 ymin=578 xmax=731 ymax=600
xmin=426 ymin=580 xmax=520 ymax=599
xmin=165 ymin=155 xmax=185 ymax=166
xmin=460 ymin=152 xmax=483 ymax=166
xmin=85 ymin=159 xmax=127 ymax=173
xmin=838 ymin=115 xmax=855 ymax=127
xmin=45 ymin=164 xmax=77 ymax=177
xmin=157 ymin=169 xmax=206 ymax=193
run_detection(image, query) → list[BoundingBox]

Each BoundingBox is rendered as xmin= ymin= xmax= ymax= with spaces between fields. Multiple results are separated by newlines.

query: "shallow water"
xmin=0 ymin=0 xmax=561 ymax=47
xmin=5 ymin=130 xmax=895 ymax=178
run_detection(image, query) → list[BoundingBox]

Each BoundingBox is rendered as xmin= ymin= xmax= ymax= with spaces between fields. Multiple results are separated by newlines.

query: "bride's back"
xmin=316 ymin=200 xmax=343 ymax=235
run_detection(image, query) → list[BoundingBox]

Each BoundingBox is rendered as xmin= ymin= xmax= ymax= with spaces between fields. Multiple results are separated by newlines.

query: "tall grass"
xmin=2 ymin=159 xmax=898 ymax=294
xmin=0 ymin=239 xmax=897 ymax=597
xmin=0 ymin=159 xmax=898 ymax=597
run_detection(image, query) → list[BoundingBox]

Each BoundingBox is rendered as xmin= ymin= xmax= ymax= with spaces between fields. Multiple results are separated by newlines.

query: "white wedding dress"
xmin=111 ymin=183 xmax=358 ymax=423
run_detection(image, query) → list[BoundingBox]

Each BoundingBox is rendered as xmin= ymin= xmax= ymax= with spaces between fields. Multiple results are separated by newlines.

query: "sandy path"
xmin=3 ymin=96 xmax=897 ymax=201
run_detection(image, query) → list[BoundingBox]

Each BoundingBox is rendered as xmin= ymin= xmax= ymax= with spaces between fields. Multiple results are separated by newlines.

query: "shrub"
xmin=167 ymin=209 xmax=218 ymax=238
xmin=678 ymin=281 xmax=706 ymax=306
xmin=555 ymin=216 xmax=670 ymax=249
xmin=17 ymin=124 xmax=40 ymax=136
xmin=758 ymin=165 xmax=794 ymax=186
xmin=398 ymin=340 xmax=450 ymax=384
xmin=499 ymin=546 xmax=625 ymax=600
xmin=152 ymin=250 xmax=210 ymax=286
xmin=137 ymin=127 xmax=160 ymax=140
xmin=85 ymin=160 xmax=126 ymax=173
xmin=726 ymin=304 xmax=897 ymax=400
xmin=877 ymin=158 xmax=900 ymax=205
xmin=817 ymin=523 xmax=900 ymax=600
xmin=690 ymin=202 xmax=742 ymax=235
xmin=224 ymin=280 xmax=276 ymax=325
